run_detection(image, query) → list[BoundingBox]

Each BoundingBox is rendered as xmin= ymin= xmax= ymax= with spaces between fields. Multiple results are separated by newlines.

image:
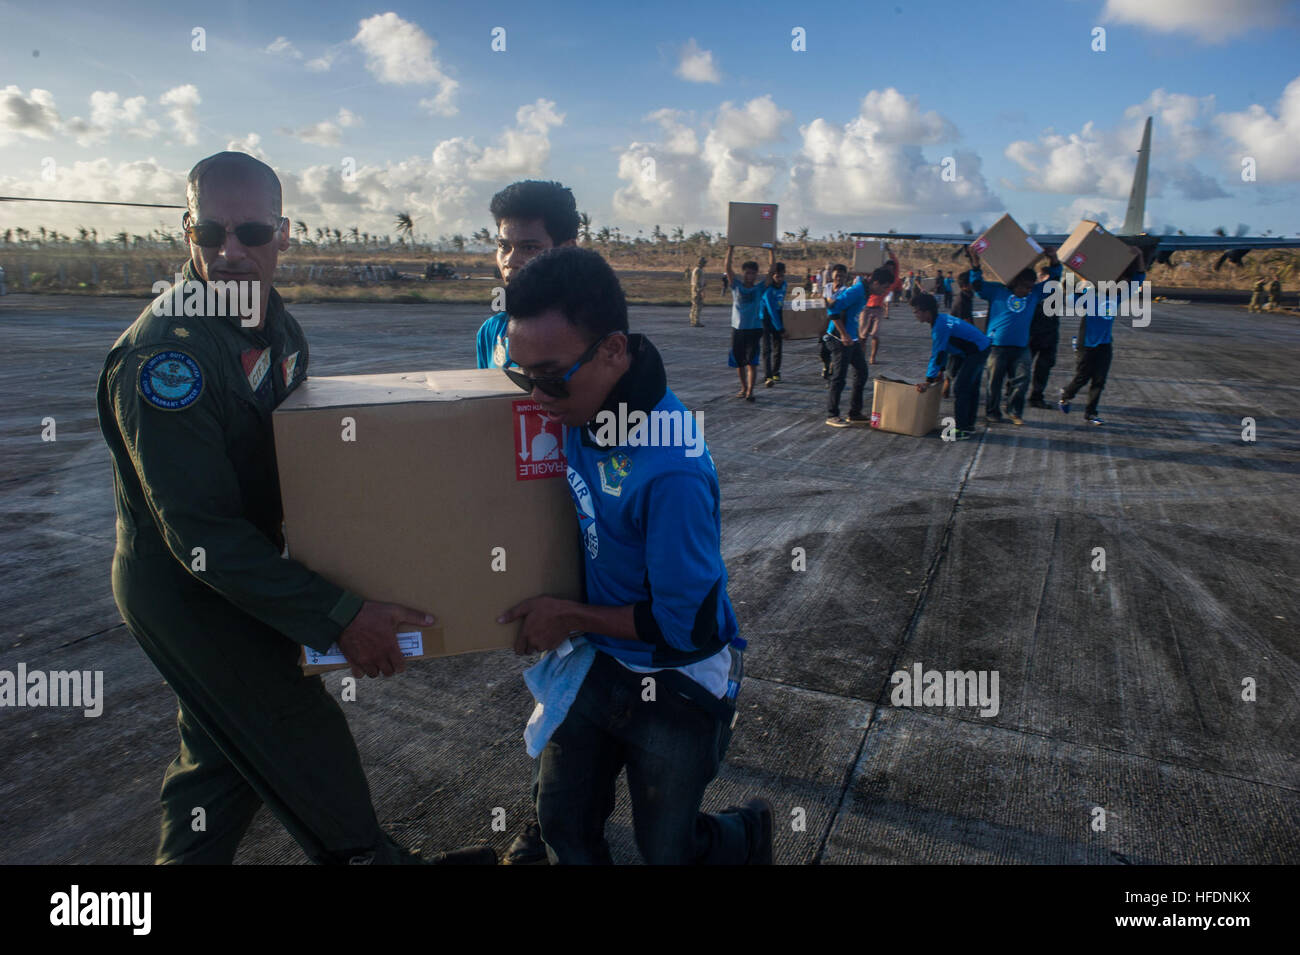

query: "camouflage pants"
xmin=689 ymin=293 xmax=703 ymax=325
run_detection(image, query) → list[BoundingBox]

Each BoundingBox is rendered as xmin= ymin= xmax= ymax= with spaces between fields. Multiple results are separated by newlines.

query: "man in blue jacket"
xmin=911 ymin=292 xmax=990 ymax=439
xmin=474 ymin=180 xmax=579 ymax=370
xmin=760 ymin=261 xmax=787 ymax=387
xmin=965 ymin=245 xmax=1061 ymax=425
xmin=498 ymin=246 xmax=773 ymax=865
xmin=1060 ymin=248 xmax=1145 ymax=425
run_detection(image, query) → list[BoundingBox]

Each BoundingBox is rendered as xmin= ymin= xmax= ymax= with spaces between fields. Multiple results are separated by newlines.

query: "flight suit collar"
xmin=581 ymin=333 xmax=667 ymax=449
xmin=180 ymin=259 xmax=284 ymax=331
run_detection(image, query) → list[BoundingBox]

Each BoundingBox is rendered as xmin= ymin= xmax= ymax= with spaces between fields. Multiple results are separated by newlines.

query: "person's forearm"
xmin=566 ymin=602 xmax=640 ymax=642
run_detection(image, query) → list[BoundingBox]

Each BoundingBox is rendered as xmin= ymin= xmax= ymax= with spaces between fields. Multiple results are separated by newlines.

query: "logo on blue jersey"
xmin=1007 ymin=295 xmax=1027 ymax=313
xmin=597 ymin=452 xmax=633 ymax=497
xmin=139 ymin=350 xmax=203 ymax=411
xmin=567 ymin=465 xmax=599 ymax=558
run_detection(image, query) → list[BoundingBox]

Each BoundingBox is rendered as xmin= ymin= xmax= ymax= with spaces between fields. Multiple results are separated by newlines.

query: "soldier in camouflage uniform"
xmin=96 ymin=151 xmax=494 ymax=865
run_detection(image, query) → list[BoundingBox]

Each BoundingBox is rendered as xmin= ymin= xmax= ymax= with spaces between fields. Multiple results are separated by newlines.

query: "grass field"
xmin=1 ymin=239 xmax=1296 ymax=305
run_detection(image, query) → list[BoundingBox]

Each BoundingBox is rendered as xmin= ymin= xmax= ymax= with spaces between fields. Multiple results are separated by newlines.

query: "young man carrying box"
xmin=862 ymin=245 xmax=901 ymax=365
xmin=498 ymin=246 xmax=773 ymax=865
xmin=724 ymin=245 xmax=777 ymax=402
xmin=1059 ymin=247 xmax=1145 ymax=425
xmin=474 ymin=180 xmax=579 ymax=370
xmin=965 ymin=245 xmax=1061 ymax=425
xmin=911 ymin=292 xmax=990 ymax=440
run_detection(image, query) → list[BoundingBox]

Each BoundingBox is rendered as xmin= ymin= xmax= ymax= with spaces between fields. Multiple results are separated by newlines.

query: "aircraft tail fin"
xmin=1122 ymin=116 xmax=1152 ymax=235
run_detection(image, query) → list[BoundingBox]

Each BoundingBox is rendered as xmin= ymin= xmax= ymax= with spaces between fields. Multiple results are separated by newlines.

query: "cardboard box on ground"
xmin=851 ymin=240 xmax=887 ymax=275
xmin=969 ymin=214 xmax=1045 ymax=284
xmin=871 ymin=377 xmax=942 ymax=437
xmin=1057 ymin=220 xmax=1139 ymax=284
xmin=273 ymin=369 xmax=582 ymax=674
xmin=727 ymin=202 xmax=779 ymax=249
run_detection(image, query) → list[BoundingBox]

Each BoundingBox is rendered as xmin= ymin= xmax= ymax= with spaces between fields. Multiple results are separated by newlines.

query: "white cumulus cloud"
xmin=1215 ymin=75 xmax=1300 ymax=182
xmin=352 ymin=12 xmax=458 ymax=113
xmin=676 ymin=38 xmax=721 ymax=84
xmin=159 ymin=84 xmax=201 ymax=145
xmin=1101 ymin=0 xmax=1291 ymax=42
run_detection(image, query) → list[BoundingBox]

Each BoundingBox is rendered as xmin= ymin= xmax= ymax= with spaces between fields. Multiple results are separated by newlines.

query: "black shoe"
xmin=1028 ymin=397 xmax=1048 ymax=409
xmin=729 ymin=797 xmax=774 ymax=865
xmin=847 ymin=413 xmax=870 ymax=424
xmin=424 ymin=844 xmax=499 ymax=865
xmin=502 ymin=822 xmax=549 ymax=865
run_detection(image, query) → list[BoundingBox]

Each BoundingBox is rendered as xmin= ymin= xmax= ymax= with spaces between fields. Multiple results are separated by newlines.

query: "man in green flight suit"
xmin=97 ymin=151 xmax=494 ymax=865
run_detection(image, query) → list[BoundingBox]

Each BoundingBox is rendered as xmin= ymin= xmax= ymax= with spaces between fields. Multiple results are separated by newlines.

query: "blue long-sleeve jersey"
xmin=565 ymin=335 xmax=738 ymax=668
xmin=760 ymin=280 xmax=786 ymax=330
xmin=825 ymin=278 xmax=867 ymax=341
xmin=1074 ymin=272 xmax=1145 ymax=347
xmin=730 ymin=279 xmax=768 ymax=330
xmin=475 ymin=311 xmax=509 ymax=369
xmin=926 ymin=315 xmax=991 ymax=379
xmin=970 ymin=265 xmax=1061 ymax=347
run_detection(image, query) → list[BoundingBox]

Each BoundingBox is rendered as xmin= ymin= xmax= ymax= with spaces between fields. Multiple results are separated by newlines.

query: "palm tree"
xmin=315 ymin=227 xmax=326 ymax=243
xmin=451 ymin=234 xmax=466 ymax=252
xmin=38 ymin=226 xmax=47 ymax=245
xmin=2 ymin=229 xmax=10 ymax=246
xmin=348 ymin=226 xmax=360 ymax=245
xmin=578 ymin=212 xmax=592 ymax=244
xmin=596 ymin=226 xmax=611 ymax=246
xmin=395 ymin=212 xmax=415 ymax=244
xmin=472 ymin=227 xmax=492 ymax=247
xmin=331 ymin=228 xmax=342 ymax=246
xmin=295 ymin=221 xmax=308 ymax=242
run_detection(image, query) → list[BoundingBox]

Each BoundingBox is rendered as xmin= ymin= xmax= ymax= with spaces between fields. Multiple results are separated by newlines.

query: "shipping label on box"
xmin=274 ymin=369 xmax=582 ymax=673
xmin=513 ymin=399 xmax=566 ymax=480
xmin=303 ymin=631 xmax=425 ymax=676
xmin=971 ymin=214 xmax=1042 ymax=285
xmin=727 ymin=201 xmax=779 ymax=248
xmin=870 ymin=376 xmax=942 ymax=437
xmin=1057 ymin=220 xmax=1138 ymax=284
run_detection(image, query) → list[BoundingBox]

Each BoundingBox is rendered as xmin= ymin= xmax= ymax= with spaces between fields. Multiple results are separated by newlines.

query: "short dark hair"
xmin=773 ymin=261 xmax=786 ymax=273
xmin=869 ymin=266 xmax=895 ymax=286
xmin=957 ymin=271 xmax=971 ymax=286
xmin=912 ymin=292 xmax=938 ymax=317
xmin=741 ymin=260 xmax=758 ymax=272
xmin=506 ymin=246 xmax=627 ymax=340
xmin=1012 ymin=267 xmax=1036 ymax=288
xmin=831 ymin=263 xmax=848 ymax=276
xmin=697 ymin=257 xmax=707 ymax=267
xmin=186 ymin=151 xmax=282 ymax=218
xmin=489 ymin=180 xmax=579 ymax=245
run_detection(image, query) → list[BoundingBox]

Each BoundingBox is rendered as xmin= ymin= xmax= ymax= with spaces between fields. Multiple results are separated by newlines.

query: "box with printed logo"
xmin=726 ymin=201 xmax=779 ymax=249
xmin=969 ymin=214 xmax=1044 ymax=285
xmin=850 ymin=240 xmax=887 ymax=275
xmin=273 ymin=369 xmax=582 ymax=673
xmin=1057 ymin=220 xmax=1138 ymax=284
xmin=870 ymin=376 xmax=942 ymax=437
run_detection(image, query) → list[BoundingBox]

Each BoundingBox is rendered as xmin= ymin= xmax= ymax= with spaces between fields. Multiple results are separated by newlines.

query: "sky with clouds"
xmin=2 ymin=0 xmax=1298 ymax=244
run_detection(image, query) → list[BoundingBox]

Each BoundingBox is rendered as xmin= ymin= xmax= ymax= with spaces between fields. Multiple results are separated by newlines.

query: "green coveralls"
xmin=96 ymin=261 xmax=412 ymax=864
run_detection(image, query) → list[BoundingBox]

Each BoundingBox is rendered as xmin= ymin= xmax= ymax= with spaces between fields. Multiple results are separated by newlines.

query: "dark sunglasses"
xmin=504 ymin=333 xmax=611 ymax=399
xmin=185 ymin=218 xmax=284 ymax=248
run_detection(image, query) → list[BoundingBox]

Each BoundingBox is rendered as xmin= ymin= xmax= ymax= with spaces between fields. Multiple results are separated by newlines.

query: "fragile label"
xmin=304 ymin=631 xmax=425 ymax=669
xmin=760 ymin=206 xmax=774 ymax=219
xmin=1068 ymin=253 xmax=1086 ymax=268
xmin=970 ymin=237 xmax=989 ymax=254
xmin=855 ymin=240 xmax=866 ymax=248
xmin=871 ymin=411 xmax=882 ymax=428
xmin=513 ymin=399 xmax=567 ymax=480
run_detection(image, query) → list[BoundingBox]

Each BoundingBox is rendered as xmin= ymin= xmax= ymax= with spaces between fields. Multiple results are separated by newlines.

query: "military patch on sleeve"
xmin=138 ymin=350 xmax=204 ymax=411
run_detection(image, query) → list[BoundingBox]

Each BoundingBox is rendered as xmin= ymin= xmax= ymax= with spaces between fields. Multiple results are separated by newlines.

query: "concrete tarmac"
xmin=0 ymin=292 xmax=1296 ymax=864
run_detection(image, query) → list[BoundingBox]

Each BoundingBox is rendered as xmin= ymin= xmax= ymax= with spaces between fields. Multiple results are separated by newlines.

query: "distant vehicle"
xmin=424 ymin=262 xmax=459 ymax=280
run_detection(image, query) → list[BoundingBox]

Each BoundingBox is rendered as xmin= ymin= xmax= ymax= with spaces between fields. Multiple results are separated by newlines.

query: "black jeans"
xmin=826 ymin=338 xmax=868 ymax=417
xmin=985 ymin=345 xmax=1030 ymax=417
xmin=761 ymin=315 xmax=783 ymax=378
xmin=1028 ymin=328 xmax=1058 ymax=401
xmin=950 ymin=347 xmax=988 ymax=431
xmin=1061 ymin=343 xmax=1113 ymax=417
xmin=536 ymin=651 xmax=749 ymax=865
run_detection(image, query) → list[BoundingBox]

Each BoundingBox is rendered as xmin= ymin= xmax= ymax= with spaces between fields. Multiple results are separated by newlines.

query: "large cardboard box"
xmin=1057 ymin=220 xmax=1138 ymax=284
xmin=273 ymin=369 xmax=582 ymax=674
xmin=870 ymin=376 xmax=942 ymax=436
xmin=782 ymin=301 xmax=828 ymax=340
xmin=727 ymin=201 xmax=778 ymax=248
xmin=851 ymin=239 xmax=887 ymax=275
xmin=969 ymin=214 xmax=1044 ymax=284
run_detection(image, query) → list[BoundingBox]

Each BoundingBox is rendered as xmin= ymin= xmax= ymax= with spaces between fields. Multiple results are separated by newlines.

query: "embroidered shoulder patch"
xmin=138 ymin=350 xmax=204 ymax=411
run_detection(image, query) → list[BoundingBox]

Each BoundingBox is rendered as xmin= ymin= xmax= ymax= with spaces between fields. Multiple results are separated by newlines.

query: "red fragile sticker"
xmin=513 ymin=400 xmax=567 ymax=480
xmin=760 ymin=206 xmax=774 ymax=219
xmin=971 ymin=237 xmax=989 ymax=254
xmin=855 ymin=240 xmax=866 ymax=248
xmin=1068 ymin=253 xmax=1086 ymax=268
xmin=870 ymin=411 xmax=882 ymax=428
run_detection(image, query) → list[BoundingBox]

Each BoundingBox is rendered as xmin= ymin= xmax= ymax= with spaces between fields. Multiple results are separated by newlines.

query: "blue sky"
xmin=2 ymin=0 xmax=1298 ymax=243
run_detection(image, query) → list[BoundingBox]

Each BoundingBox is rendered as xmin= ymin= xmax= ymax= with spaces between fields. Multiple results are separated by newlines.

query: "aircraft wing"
xmin=1141 ymin=234 xmax=1300 ymax=251
xmin=849 ymin=231 xmax=1070 ymax=247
